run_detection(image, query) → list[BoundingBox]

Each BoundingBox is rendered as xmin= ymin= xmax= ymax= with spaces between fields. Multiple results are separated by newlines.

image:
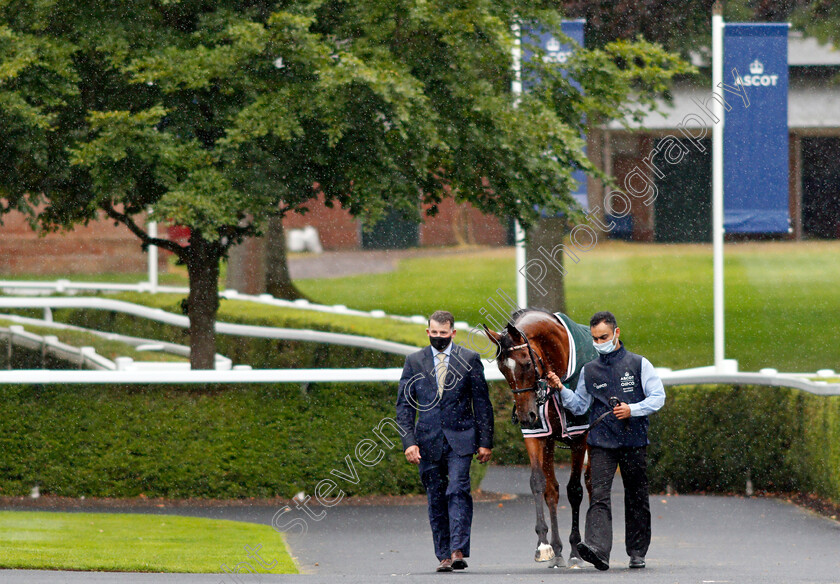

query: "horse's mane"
xmin=496 ymin=307 xmax=558 ymax=352
xmin=510 ymin=307 xmax=556 ymax=324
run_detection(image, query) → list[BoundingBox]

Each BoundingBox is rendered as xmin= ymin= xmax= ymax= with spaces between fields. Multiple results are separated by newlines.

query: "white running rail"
xmin=0 ymin=313 xmax=232 ymax=371
xmin=0 ymin=280 xmax=466 ymax=328
xmin=0 ymin=291 xmax=837 ymax=395
xmin=0 ymin=325 xmax=114 ymax=371
xmin=0 ymin=365 xmax=838 ymax=396
xmin=0 ymin=297 xmax=422 ymax=356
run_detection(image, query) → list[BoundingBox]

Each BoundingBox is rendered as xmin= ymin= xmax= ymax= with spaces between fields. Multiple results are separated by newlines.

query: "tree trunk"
xmin=264 ymin=216 xmax=307 ymax=300
xmin=186 ymin=232 xmax=221 ymax=370
xmin=225 ymin=235 xmax=266 ymax=295
xmin=525 ymin=217 xmax=567 ymax=314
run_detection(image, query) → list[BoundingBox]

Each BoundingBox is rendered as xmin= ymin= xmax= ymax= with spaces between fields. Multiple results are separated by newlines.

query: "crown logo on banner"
xmin=546 ymin=37 xmax=560 ymax=52
xmin=749 ymin=59 xmax=764 ymax=75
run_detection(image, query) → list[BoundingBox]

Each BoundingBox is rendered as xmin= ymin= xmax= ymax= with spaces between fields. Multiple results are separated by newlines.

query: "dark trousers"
xmin=418 ymin=438 xmax=473 ymax=560
xmin=585 ymin=445 xmax=651 ymax=560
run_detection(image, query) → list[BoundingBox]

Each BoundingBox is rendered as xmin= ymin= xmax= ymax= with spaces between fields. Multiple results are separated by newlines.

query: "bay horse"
xmin=483 ymin=308 xmax=593 ymax=569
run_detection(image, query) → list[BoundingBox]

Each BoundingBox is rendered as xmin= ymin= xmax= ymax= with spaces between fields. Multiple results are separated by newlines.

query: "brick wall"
xmin=1 ymin=194 xmax=511 ymax=276
xmin=419 ymin=198 xmax=508 ymax=247
xmin=282 ymin=194 xmax=509 ymax=250
xmin=0 ymin=210 xmax=165 ymax=275
xmin=283 ymin=193 xmax=360 ymax=249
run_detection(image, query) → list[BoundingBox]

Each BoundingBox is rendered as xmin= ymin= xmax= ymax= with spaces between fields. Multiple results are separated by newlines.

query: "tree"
xmin=562 ymin=1 xmax=823 ymax=56
xmin=563 ymin=0 xmax=718 ymax=53
xmin=1 ymin=0 xmax=690 ymax=368
xmin=791 ymin=1 xmax=840 ymax=45
xmin=0 ymin=10 xmax=77 ymax=219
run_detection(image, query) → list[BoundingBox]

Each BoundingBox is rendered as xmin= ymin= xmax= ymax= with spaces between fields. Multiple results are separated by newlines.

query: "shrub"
xmin=649 ymin=385 xmax=840 ymax=504
xmin=0 ymin=381 xmax=494 ymax=499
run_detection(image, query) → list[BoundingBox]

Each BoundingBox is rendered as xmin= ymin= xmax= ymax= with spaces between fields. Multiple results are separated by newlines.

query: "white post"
xmin=515 ymin=219 xmax=526 ymax=307
xmin=512 ymin=20 xmax=527 ymax=308
xmin=712 ymin=2 xmax=725 ymax=371
xmin=147 ymin=208 xmax=158 ymax=293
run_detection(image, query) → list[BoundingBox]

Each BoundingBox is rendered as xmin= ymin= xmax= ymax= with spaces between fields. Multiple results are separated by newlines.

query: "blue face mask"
xmin=593 ymin=331 xmax=618 ymax=354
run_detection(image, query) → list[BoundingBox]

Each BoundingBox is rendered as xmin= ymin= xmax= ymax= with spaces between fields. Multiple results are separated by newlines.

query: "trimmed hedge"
xmin=0 ymin=382 xmax=488 ymax=499
xmin=649 ymin=385 xmax=840 ymax=503
xmin=488 ymin=382 xmax=840 ymax=508
xmin=1 ymin=381 xmax=836 ymax=501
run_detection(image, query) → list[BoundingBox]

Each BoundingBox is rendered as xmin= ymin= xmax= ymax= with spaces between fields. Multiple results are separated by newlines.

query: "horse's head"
xmin=483 ymin=321 xmax=545 ymax=428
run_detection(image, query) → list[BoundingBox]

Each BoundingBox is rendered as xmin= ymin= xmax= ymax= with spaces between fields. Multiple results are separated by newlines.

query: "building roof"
xmin=690 ymin=31 xmax=840 ymax=67
xmin=788 ymin=32 xmax=840 ymax=66
xmin=607 ymin=80 xmax=840 ymax=131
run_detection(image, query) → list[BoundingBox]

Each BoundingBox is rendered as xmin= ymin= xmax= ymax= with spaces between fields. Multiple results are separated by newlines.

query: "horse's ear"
xmin=505 ymin=321 xmax=523 ymax=342
xmin=482 ymin=323 xmax=502 ymax=346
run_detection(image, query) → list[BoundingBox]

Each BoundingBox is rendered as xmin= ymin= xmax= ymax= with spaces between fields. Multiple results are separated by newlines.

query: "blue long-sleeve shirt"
xmin=560 ymin=357 xmax=666 ymax=417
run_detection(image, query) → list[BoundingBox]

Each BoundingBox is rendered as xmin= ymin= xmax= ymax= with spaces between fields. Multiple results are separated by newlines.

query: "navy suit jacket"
xmin=395 ymin=343 xmax=494 ymax=461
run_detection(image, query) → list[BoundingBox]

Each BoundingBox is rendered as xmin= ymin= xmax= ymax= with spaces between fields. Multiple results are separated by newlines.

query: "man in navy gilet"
xmin=547 ymin=311 xmax=665 ymax=571
xmin=396 ymin=310 xmax=494 ymax=572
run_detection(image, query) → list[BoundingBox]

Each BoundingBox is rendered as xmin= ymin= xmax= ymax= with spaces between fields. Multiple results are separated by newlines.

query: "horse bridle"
xmin=503 ymin=327 xmax=551 ymax=407
xmin=503 ymin=325 xmax=621 ymax=433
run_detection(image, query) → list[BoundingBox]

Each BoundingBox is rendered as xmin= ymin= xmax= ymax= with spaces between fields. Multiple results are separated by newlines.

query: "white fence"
xmin=0 ymin=325 xmax=114 ymax=370
xmin=0 ymin=365 xmax=839 ymax=396
xmin=0 ymin=279 xmax=467 ymax=328
xmin=0 ymin=284 xmax=838 ymax=395
xmin=0 ymin=312 xmax=235 ymax=371
xmin=0 ymin=296 xmax=420 ymax=356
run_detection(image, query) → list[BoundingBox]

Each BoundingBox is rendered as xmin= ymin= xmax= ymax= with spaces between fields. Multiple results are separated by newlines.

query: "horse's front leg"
xmin=525 ymin=438 xmax=554 ymax=563
xmin=567 ymin=439 xmax=588 ymax=569
xmin=541 ymin=440 xmax=566 ymax=568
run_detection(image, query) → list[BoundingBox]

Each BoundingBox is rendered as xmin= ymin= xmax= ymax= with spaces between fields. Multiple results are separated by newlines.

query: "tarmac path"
xmin=1 ymin=465 xmax=839 ymax=583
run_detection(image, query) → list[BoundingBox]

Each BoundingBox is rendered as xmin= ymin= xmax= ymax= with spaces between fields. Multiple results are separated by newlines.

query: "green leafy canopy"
xmin=2 ymin=0 xmax=692 ymax=247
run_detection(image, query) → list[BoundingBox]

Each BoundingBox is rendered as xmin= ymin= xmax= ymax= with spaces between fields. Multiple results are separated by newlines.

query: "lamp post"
xmin=511 ymin=20 xmax=528 ymax=308
xmin=712 ymin=1 xmax=725 ymax=371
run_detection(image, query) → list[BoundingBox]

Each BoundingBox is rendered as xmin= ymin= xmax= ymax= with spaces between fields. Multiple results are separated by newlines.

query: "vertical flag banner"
xmin=723 ymin=23 xmax=790 ymax=232
xmin=522 ymin=20 xmax=588 ymax=211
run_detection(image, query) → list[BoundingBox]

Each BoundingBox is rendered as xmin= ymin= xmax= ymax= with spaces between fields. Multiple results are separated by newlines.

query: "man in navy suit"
xmin=396 ymin=310 xmax=494 ymax=572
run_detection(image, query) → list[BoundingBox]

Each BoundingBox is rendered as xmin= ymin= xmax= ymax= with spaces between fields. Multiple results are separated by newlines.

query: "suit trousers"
xmin=418 ymin=438 xmax=473 ymax=560
xmin=584 ymin=445 xmax=651 ymax=560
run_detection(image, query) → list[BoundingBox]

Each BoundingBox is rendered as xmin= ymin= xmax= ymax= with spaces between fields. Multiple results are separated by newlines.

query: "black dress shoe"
xmin=577 ymin=542 xmax=609 ymax=571
xmin=436 ymin=558 xmax=453 ymax=572
xmin=451 ymin=549 xmax=468 ymax=570
xmin=629 ymin=555 xmax=646 ymax=569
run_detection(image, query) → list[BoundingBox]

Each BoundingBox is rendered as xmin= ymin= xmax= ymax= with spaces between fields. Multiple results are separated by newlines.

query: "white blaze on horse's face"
xmin=505 ymin=357 xmax=517 ymax=374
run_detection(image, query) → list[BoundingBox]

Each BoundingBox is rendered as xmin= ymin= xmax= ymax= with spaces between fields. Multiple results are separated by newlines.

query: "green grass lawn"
xmin=295 ymin=240 xmax=840 ymax=373
xmin=4 ymin=240 xmax=838 ymax=372
xmin=0 ymin=511 xmax=297 ymax=573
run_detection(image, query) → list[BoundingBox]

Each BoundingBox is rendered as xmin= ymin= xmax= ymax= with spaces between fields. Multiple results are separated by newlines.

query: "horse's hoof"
xmin=567 ymin=556 xmax=585 ymax=570
xmin=535 ymin=543 xmax=555 ymax=562
xmin=549 ymin=555 xmax=566 ymax=568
